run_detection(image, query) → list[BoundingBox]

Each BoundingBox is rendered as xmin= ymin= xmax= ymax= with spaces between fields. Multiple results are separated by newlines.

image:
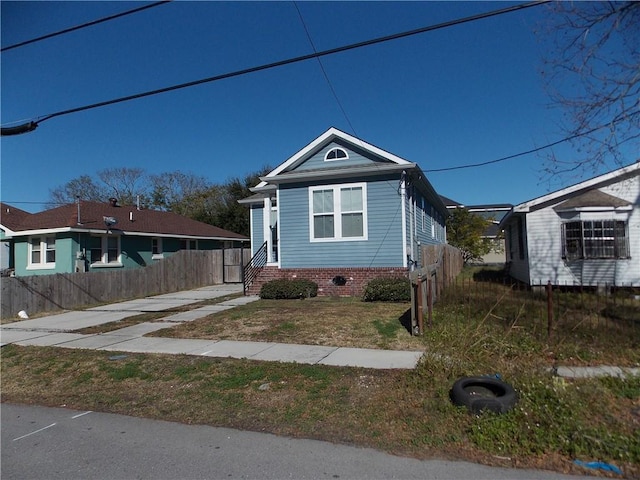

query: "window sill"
xmin=90 ymin=262 xmax=123 ymax=268
xmin=310 ymin=237 xmax=367 ymax=243
xmin=26 ymin=264 xmax=56 ymax=270
xmin=152 ymin=254 xmax=164 ymax=260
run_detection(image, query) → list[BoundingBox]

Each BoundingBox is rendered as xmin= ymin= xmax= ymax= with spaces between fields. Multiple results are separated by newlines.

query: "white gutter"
xmin=400 ymin=174 xmax=407 ymax=268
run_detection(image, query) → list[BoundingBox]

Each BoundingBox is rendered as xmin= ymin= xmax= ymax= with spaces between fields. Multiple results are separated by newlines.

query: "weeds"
xmin=2 ymin=268 xmax=639 ymax=477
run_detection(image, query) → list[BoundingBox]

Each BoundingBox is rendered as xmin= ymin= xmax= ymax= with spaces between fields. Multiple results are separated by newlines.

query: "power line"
xmin=1 ymin=0 xmax=547 ymax=135
xmin=424 ymin=110 xmax=640 ymax=173
xmin=1 ymin=1 xmax=171 ymax=52
xmin=293 ymin=1 xmax=359 ymax=139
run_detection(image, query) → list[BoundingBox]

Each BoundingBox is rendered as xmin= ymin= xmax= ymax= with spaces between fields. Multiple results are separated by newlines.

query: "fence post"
xmin=416 ymin=276 xmax=423 ymax=335
xmin=427 ymin=276 xmax=433 ymax=329
xmin=546 ymin=280 xmax=553 ymax=340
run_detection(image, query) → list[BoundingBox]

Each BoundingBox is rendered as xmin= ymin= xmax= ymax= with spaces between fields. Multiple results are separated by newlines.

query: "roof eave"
xmin=260 ymin=163 xmax=416 ymax=185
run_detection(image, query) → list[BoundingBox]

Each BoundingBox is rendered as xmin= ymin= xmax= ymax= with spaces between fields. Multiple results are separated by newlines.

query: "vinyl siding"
xmin=520 ymin=173 xmax=640 ymax=286
xmin=404 ymin=188 xmax=447 ymax=268
xmin=279 ymin=176 xmax=404 ymax=268
xmin=292 ymin=141 xmax=391 ymax=172
xmin=250 ymin=204 xmax=265 ymax=257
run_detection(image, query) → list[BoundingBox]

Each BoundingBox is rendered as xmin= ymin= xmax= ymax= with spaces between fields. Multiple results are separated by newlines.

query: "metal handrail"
xmin=242 ymin=241 xmax=268 ymax=295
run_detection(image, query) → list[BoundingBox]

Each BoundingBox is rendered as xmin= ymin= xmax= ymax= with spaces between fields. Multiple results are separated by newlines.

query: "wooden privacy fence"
xmin=1 ymin=248 xmax=250 ymax=319
xmin=409 ymin=244 xmax=464 ymax=335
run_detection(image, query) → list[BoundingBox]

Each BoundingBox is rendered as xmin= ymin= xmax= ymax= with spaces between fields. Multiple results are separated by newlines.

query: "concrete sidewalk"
xmin=0 ymin=285 xmax=424 ymax=370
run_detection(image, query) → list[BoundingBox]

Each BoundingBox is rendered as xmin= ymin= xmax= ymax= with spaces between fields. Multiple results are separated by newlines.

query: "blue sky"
xmin=0 ymin=1 xmax=619 ymax=213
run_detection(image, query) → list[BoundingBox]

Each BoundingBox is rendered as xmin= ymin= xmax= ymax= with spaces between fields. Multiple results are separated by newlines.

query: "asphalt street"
xmin=1 ymin=403 xmax=596 ymax=480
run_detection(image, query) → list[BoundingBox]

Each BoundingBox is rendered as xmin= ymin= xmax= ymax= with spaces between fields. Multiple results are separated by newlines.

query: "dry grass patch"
xmin=151 ymin=297 xmax=421 ymax=350
xmin=3 ymin=344 xmax=637 ymax=477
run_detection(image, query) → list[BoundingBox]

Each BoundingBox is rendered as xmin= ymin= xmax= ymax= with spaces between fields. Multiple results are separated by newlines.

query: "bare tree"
xmin=48 ymin=175 xmax=109 ymax=207
xmin=97 ymin=167 xmax=150 ymax=206
xmin=541 ymin=1 xmax=639 ymax=180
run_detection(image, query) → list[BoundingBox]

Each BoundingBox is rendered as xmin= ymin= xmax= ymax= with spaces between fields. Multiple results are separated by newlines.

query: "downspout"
xmin=412 ymin=187 xmax=417 ymax=267
xmin=275 ymin=188 xmax=281 ymax=267
xmin=409 ymin=185 xmax=414 ymax=270
xmin=263 ymin=197 xmax=271 ymax=263
xmin=400 ymin=173 xmax=407 ymax=268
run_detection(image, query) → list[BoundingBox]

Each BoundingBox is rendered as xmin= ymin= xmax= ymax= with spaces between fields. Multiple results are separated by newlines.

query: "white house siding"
xmin=600 ymin=176 xmax=640 ymax=285
xmin=278 ymin=178 xmax=405 ymax=268
xmin=505 ymin=217 xmax=530 ymax=284
xmin=526 ymin=207 xmax=575 ymax=285
xmin=523 ymin=173 xmax=640 ymax=286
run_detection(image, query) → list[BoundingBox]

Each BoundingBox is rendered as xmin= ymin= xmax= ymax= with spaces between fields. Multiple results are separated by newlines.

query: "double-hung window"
xmin=28 ymin=236 xmax=56 ymax=268
xmin=310 ymin=183 xmax=367 ymax=241
xmin=89 ymin=235 xmax=121 ymax=265
xmin=180 ymin=239 xmax=198 ymax=250
xmin=562 ymin=220 xmax=629 ymax=260
xmin=152 ymin=237 xmax=163 ymax=259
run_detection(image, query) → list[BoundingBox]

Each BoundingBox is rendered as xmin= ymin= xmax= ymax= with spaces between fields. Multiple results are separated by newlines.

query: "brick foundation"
xmin=246 ymin=266 xmax=409 ymax=297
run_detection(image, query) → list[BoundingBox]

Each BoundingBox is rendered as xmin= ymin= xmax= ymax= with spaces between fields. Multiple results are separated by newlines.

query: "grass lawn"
xmin=2 ymin=276 xmax=639 ymax=477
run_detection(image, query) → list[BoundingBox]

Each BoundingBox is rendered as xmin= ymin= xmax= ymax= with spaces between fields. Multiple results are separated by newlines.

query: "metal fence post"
xmin=546 ymin=280 xmax=553 ymax=340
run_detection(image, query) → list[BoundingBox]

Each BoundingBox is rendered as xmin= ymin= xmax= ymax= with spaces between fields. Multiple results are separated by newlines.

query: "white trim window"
xmin=28 ymin=236 xmax=56 ymax=269
xmin=324 ymin=147 xmax=349 ymax=162
xmin=309 ymin=183 xmax=367 ymax=242
xmin=89 ymin=235 xmax=121 ymax=266
xmin=562 ymin=220 xmax=629 ymax=260
xmin=180 ymin=239 xmax=198 ymax=250
xmin=152 ymin=237 xmax=163 ymax=259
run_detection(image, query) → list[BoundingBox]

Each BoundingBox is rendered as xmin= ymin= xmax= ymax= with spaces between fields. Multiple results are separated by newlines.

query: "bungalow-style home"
xmin=498 ymin=161 xmax=640 ymax=287
xmin=440 ymin=196 xmax=512 ymax=265
xmin=0 ymin=203 xmax=32 ymax=274
xmin=1 ymin=199 xmax=248 ymax=277
xmin=239 ymin=127 xmax=449 ymax=295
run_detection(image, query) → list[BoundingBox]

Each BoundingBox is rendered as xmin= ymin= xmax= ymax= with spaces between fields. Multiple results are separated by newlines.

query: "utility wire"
xmin=424 ymin=110 xmax=640 ymax=173
xmin=1 ymin=1 xmax=171 ymax=52
xmin=293 ymin=1 xmax=359 ymax=139
xmin=1 ymin=0 xmax=548 ymax=135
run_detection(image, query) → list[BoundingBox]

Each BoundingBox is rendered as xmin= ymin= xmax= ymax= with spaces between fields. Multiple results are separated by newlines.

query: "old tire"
xmin=450 ymin=376 xmax=517 ymax=414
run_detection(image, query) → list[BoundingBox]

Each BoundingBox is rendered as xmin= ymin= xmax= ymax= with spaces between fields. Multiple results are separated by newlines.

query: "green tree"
xmin=149 ymin=171 xmax=211 ymax=213
xmin=446 ymin=207 xmax=493 ymax=264
xmin=212 ymin=166 xmax=272 ymax=236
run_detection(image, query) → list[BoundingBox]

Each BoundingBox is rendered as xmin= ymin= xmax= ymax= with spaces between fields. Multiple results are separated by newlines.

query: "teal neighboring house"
xmin=239 ymin=127 xmax=449 ymax=295
xmin=1 ymin=199 xmax=248 ymax=277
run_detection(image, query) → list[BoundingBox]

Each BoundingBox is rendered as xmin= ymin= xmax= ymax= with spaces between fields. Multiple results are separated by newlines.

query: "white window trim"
xmin=323 ymin=147 xmax=349 ymax=162
xmin=152 ymin=237 xmax=163 ymax=260
xmin=90 ymin=235 xmax=122 ymax=267
xmin=27 ymin=236 xmax=56 ymax=270
xmin=180 ymin=239 xmax=199 ymax=250
xmin=309 ymin=182 xmax=368 ymax=242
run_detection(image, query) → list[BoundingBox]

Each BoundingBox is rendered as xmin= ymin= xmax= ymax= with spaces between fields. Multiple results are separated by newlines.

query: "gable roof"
xmin=553 ymin=189 xmax=631 ymax=212
xmin=499 ymin=161 xmax=640 ymax=228
xmin=254 ymin=127 xmax=413 ymax=190
xmin=247 ymin=127 xmax=448 ymax=213
xmin=0 ymin=203 xmax=33 ymax=233
xmin=3 ymin=201 xmax=248 ymax=240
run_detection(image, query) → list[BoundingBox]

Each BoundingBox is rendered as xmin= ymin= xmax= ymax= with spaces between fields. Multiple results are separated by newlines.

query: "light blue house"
xmin=239 ymin=127 xmax=449 ymax=295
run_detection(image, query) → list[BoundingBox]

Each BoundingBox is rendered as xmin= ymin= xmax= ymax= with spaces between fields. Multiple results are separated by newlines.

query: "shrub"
xmin=363 ymin=277 xmax=410 ymax=302
xmin=259 ymin=279 xmax=318 ymax=299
